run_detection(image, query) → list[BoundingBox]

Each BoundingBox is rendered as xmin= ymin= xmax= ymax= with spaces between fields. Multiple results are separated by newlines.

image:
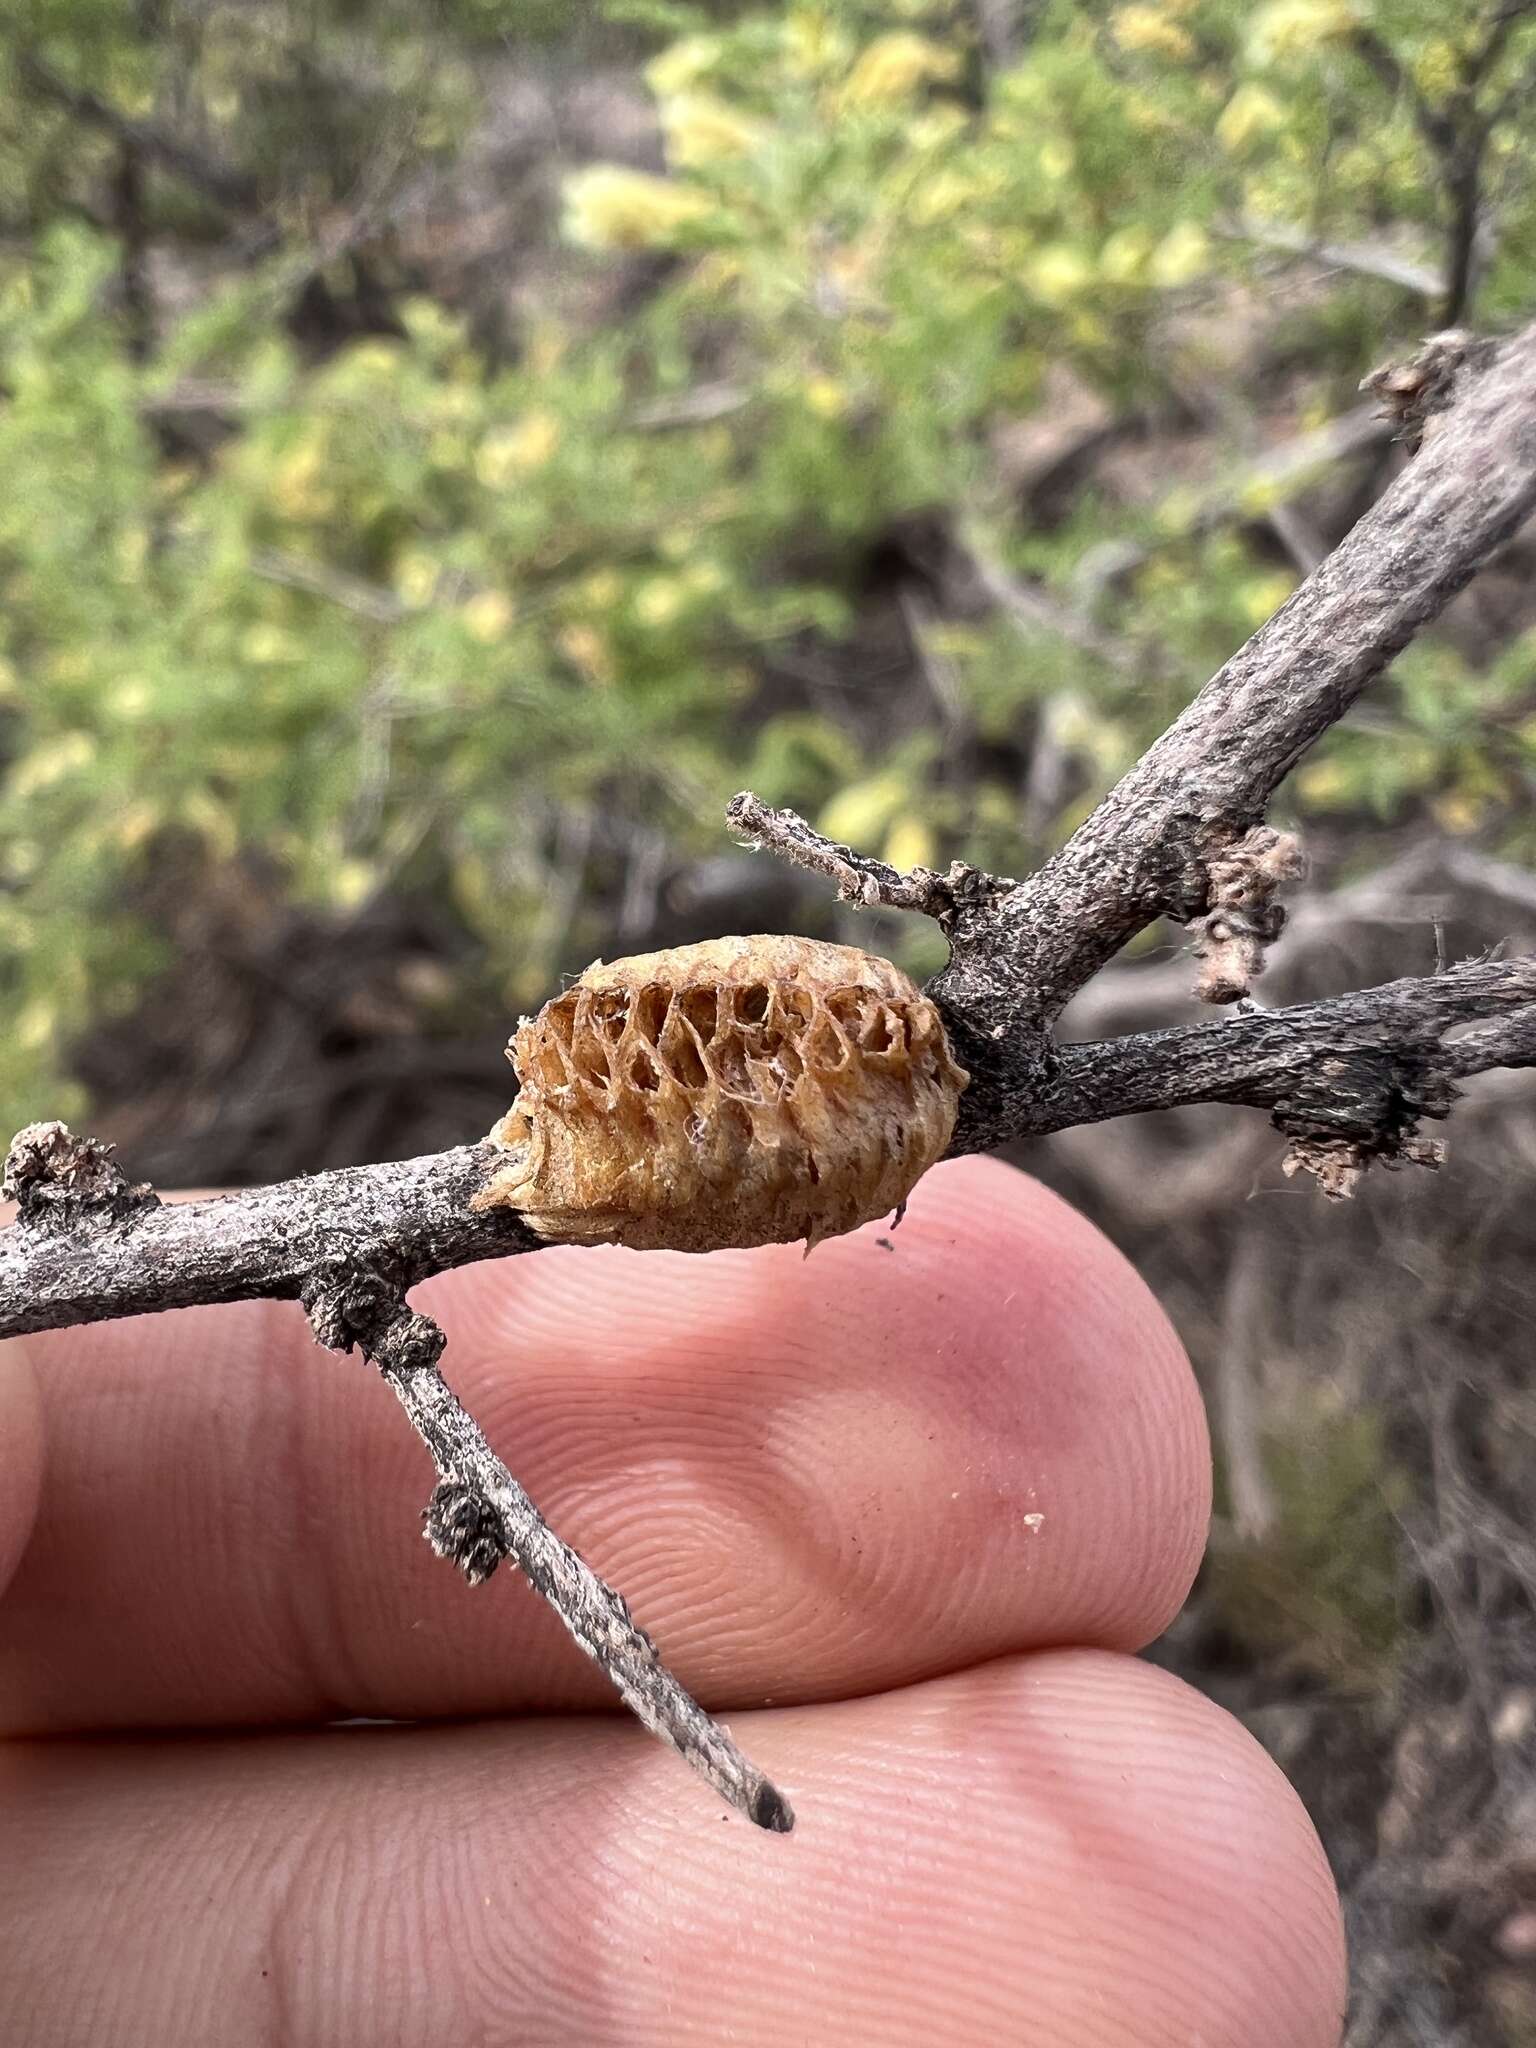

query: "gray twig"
xmin=0 ymin=1123 xmax=792 ymax=1831
xmin=724 ymin=790 xmax=1014 ymax=928
xmin=1013 ymin=956 xmax=1536 ymax=1169
xmin=306 ymin=1258 xmax=792 ymax=1833
xmin=930 ymin=321 xmax=1536 ymax=1140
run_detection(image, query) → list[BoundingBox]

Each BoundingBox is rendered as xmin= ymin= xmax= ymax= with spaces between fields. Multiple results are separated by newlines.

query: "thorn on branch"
xmin=726 ymin=790 xmax=1013 ymax=931
xmin=1191 ymin=827 xmax=1307 ymax=1004
xmin=2 ymin=1120 xmax=161 ymax=1233
xmin=1362 ymin=329 xmax=1501 ymax=452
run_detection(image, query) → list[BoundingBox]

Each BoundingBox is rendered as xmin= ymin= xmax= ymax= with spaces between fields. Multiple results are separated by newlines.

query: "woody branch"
xmin=3 ymin=319 xmax=1535 ymax=1829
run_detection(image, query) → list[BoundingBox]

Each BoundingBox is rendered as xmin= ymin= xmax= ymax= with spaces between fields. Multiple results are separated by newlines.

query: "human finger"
xmin=0 ymin=1158 xmax=1208 ymax=1732
xmin=0 ymin=1650 xmax=1342 ymax=2047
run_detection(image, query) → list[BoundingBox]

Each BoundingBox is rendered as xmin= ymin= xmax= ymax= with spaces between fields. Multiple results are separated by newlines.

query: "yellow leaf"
xmin=1100 ymin=226 xmax=1154 ymax=283
xmin=1217 ymin=84 xmax=1286 ymax=154
xmin=840 ymin=33 xmax=958 ymax=109
xmin=327 ymin=858 xmax=377 ymax=910
xmin=1247 ymin=0 xmax=1355 ymax=65
xmin=558 ymin=623 xmax=616 ymax=686
xmin=661 ymin=94 xmax=764 ymax=169
xmin=241 ymin=623 xmax=304 ymax=664
xmin=1412 ymin=40 xmax=1460 ymax=98
xmin=462 ymin=591 xmax=516 ymax=643
xmin=9 ymin=731 xmax=96 ymax=798
xmin=820 ymin=772 xmax=906 ymax=847
xmin=803 ymin=375 xmax=849 ymax=418
xmin=563 ymin=166 xmax=713 ymax=251
xmin=1294 ymin=757 xmax=1354 ymax=807
xmin=783 ymin=8 xmax=852 ymax=80
xmin=683 ymin=561 xmax=726 ymax=597
xmin=394 ymin=551 xmax=440 ymax=609
xmin=1027 ymin=245 xmax=1092 ymax=304
xmin=645 ymin=35 xmax=721 ymax=98
xmin=908 ymin=169 xmax=982 ymax=227
xmin=884 ymin=815 xmax=936 ymax=872
xmin=476 ymin=411 xmax=561 ymax=486
xmin=110 ymin=679 xmax=152 ymax=719
xmin=15 ymin=998 xmax=57 ymax=1053
xmin=114 ymin=800 xmax=163 ymax=852
xmin=270 ymin=436 xmax=335 ymax=519
xmin=1242 ymin=572 xmax=1298 ymax=625
xmin=633 ymin=578 xmax=687 ymax=628
xmin=1111 ymin=6 xmax=1196 ymax=61
xmin=339 ymin=340 xmax=401 ymax=380
xmin=1149 ymin=222 xmax=1210 ymax=288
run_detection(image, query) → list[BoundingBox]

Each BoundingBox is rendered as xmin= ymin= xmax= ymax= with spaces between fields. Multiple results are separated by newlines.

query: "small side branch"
xmin=306 ymin=1260 xmax=792 ymax=1833
xmin=726 ymin=790 xmax=1013 ymax=927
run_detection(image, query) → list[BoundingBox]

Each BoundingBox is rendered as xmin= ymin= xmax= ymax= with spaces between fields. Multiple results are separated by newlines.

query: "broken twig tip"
xmin=749 ymin=1778 xmax=796 ymax=1833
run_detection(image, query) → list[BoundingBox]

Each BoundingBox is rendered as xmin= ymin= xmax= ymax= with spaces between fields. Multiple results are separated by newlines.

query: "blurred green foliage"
xmin=1 ymin=0 xmax=1535 ymax=1125
xmin=1211 ymin=1397 xmax=1413 ymax=1691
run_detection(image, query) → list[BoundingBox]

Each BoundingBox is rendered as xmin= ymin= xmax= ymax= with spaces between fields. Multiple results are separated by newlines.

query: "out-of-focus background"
xmin=3 ymin=1 xmax=1535 ymax=2036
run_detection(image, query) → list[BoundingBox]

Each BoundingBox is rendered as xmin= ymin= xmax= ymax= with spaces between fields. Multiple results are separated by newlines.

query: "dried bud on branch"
xmin=474 ymin=935 xmax=968 ymax=1252
xmin=1191 ymin=826 xmax=1307 ymax=1004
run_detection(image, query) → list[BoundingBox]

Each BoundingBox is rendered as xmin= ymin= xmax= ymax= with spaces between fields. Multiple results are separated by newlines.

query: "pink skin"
xmin=0 ymin=1158 xmax=1346 ymax=2045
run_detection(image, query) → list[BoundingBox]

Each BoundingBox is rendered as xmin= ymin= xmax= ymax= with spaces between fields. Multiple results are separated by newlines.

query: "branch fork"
xmin=3 ymin=319 xmax=1536 ymax=1828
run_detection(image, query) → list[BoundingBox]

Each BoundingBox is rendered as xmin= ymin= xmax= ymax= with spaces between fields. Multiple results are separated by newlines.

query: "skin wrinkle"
xmin=616 ymin=1650 xmax=1323 ymax=2046
xmin=457 ymin=1368 xmax=833 ymax=1703
xmin=265 ymin=1293 xmax=372 ymax=1728
xmin=468 ymin=1269 xmax=1146 ymax=1703
xmin=0 ymin=1657 xmax=1344 ymax=2048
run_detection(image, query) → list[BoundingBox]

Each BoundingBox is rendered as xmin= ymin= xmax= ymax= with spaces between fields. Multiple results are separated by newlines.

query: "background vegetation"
xmin=4 ymin=3 xmax=1536 ymax=2039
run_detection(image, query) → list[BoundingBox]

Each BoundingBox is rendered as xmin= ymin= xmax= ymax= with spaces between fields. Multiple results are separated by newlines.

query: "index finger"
xmin=0 ymin=1158 xmax=1209 ymax=1732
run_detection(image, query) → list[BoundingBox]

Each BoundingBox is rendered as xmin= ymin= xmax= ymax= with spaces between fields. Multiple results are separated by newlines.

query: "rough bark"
xmin=1023 ymin=961 xmax=1536 ymax=1155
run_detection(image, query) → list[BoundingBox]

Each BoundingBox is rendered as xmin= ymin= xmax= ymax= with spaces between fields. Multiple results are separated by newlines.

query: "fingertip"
xmin=0 ymin=1341 xmax=44 ymax=1598
xmin=947 ymin=1154 xmax=1213 ymax=1642
xmin=430 ymin=1151 xmax=1210 ymax=1660
xmin=718 ymin=1650 xmax=1346 ymax=2048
